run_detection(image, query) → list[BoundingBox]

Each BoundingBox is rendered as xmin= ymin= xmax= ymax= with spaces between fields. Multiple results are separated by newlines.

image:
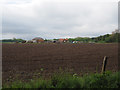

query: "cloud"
xmin=2 ymin=0 xmax=33 ymax=4
xmin=2 ymin=0 xmax=118 ymax=39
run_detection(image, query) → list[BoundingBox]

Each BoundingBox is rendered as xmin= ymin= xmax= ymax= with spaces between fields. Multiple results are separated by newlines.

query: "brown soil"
xmin=2 ymin=43 xmax=118 ymax=83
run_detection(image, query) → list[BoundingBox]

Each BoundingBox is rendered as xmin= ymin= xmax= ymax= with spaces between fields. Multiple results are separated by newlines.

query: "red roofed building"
xmin=58 ymin=38 xmax=69 ymax=43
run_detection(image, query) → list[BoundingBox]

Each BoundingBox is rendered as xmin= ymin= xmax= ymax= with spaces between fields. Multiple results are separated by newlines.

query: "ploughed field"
xmin=2 ymin=43 xmax=118 ymax=83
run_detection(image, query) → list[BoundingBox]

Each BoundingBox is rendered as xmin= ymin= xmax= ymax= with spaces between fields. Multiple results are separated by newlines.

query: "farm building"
xmin=27 ymin=40 xmax=33 ymax=43
xmin=32 ymin=37 xmax=44 ymax=43
xmin=112 ymin=29 xmax=120 ymax=34
xmin=58 ymin=39 xmax=69 ymax=43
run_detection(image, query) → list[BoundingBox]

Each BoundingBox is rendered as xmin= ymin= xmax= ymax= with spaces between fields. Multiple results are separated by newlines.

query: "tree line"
xmin=2 ymin=38 xmax=25 ymax=43
xmin=1 ymin=33 xmax=120 ymax=43
xmin=68 ymin=33 xmax=119 ymax=43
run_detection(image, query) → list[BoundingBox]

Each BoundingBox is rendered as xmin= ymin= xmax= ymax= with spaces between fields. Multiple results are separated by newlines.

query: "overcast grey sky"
xmin=2 ymin=0 xmax=118 ymax=40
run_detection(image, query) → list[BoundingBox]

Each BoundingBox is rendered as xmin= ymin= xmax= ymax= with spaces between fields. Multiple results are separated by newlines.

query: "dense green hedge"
xmin=68 ymin=33 xmax=120 ymax=43
xmin=2 ymin=71 xmax=120 ymax=88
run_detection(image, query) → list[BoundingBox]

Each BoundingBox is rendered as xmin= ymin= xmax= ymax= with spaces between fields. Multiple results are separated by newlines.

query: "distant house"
xmin=22 ymin=40 xmax=26 ymax=43
xmin=27 ymin=40 xmax=33 ymax=43
xmin=72 ymin=41 xmax=78 ymax=43
xmin=112 ymin=29 xmax=120 ymax=34
xmin=58 ymin=39 xmax=69 ymax=43
xmin=32 ymin=37 xmax=44 ymax=43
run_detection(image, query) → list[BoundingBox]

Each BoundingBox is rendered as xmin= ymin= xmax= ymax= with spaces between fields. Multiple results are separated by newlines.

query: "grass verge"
xmin=2 ymin=71 xmax=120 ymax=89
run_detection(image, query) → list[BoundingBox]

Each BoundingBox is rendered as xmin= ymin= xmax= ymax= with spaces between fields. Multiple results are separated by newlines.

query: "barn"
xmin=32 ymin=37 xmax=44 ymax=43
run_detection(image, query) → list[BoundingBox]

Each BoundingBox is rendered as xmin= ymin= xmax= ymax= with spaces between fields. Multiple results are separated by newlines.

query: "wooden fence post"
xmin=101 ymin=56 xmax=108 ymax=74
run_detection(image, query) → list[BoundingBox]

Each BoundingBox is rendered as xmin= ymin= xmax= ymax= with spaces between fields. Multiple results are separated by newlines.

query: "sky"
xmin=1 ymin=0 xmax=119 ymax=40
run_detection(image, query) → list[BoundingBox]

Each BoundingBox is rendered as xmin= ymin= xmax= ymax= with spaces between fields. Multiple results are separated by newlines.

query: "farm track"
xmin=2 ymin=43 xmax=118 ymax=83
